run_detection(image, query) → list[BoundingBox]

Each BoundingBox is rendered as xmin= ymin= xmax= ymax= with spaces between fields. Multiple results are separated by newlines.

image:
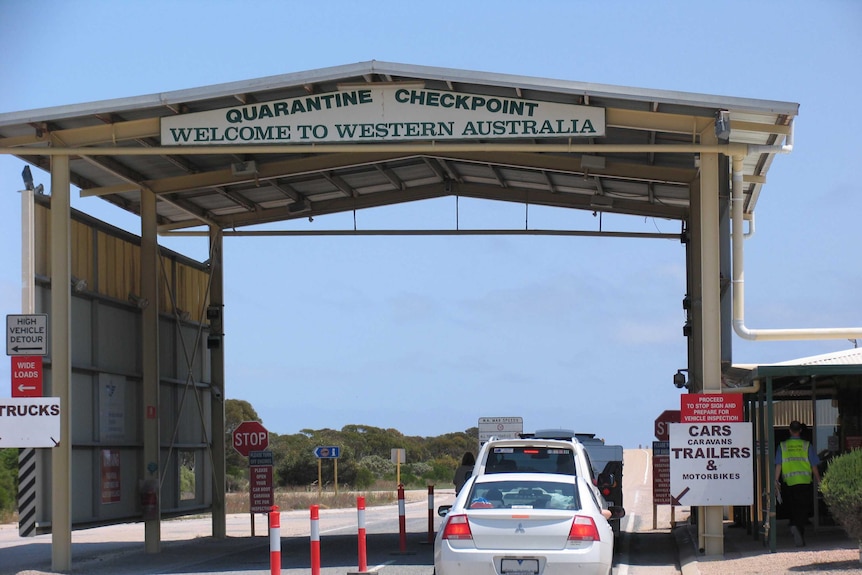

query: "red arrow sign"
xmin=232 ymin=421 xmax=269 ymax=457
xmin=654 ymin=409 xmax=680 ymax=441
xmin=11 ymin=356 xmax=43 ymax=397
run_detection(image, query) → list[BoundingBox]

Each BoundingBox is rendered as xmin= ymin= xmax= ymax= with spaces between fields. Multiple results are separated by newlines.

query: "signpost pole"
xmin=17 ymin=169 xmax=38 ymax=541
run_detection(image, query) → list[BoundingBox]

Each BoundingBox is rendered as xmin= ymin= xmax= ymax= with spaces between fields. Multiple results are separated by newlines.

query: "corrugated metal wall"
xmin=30 ymin=199 xmax=214 ymax=531
xmin=34 ymin=201 xmax=210 ymax=317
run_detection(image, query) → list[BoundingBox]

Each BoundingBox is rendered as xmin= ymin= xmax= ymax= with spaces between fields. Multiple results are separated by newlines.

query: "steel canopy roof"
xmin=0 ymin=61 xmax=799 ymax=234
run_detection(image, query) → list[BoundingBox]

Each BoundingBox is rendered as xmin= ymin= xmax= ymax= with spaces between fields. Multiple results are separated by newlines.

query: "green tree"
xmin=820 ymin=449 xmax=862 ymax=563
xmin=0 ymin=449 xmax=18 ymax=516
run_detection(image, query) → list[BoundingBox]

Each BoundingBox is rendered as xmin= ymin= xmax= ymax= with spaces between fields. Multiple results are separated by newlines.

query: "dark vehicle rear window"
xmin=485 ymin=447 xmax=576 ymax=475
xmin=468 ymin=479 xmax=580 ymax=510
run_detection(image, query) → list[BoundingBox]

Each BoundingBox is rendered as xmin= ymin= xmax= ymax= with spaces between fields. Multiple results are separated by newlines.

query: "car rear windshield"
xmin=484 ymin=446 xmax=576 ymax=475
xmin=468 ymin=479 xmax=580 ymax=510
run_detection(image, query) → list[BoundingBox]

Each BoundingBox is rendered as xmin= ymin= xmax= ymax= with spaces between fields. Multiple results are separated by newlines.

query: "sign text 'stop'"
xmin=161 ymin=87 xmax=605 ymax=145
xmin=654 ymin=410 xmax=681 ymax=441
xmin=232 ymin=421 xmax=269 ymax=457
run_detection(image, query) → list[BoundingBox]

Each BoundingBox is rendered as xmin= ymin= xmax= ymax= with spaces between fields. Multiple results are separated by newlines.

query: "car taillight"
xmin=442 ymin=514 xmax=473 ymax=540
xmin=568 ymin=515 xmax=600 ymax=542
xmin=602 ymin=488 xmax=611 ymax=496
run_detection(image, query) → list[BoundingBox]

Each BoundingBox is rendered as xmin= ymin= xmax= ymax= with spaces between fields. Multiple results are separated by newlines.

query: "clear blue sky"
xmin=1 ymin=1 xmax=860 ymax=448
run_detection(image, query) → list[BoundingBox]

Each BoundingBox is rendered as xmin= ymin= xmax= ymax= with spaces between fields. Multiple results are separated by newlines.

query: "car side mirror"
xmin=437 ymin=504 xmax=452 ymax=517
xmin=597 ymin=472 xmax=616 ymax=487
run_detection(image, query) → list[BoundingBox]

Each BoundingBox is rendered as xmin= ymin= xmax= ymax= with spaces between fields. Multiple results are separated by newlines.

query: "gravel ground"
xmin=681 ymin=521 xmax=861 ymax=575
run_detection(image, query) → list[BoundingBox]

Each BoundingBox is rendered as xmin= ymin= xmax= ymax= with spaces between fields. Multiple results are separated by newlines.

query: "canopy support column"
xmin=209 ymin=227 xmax=226 ymax=538
xmin=50 ymin=155 xmax=72 ymax=571
xmin=141 ymin=189 xmax=161 ymax=553
xmin=697 ymin=131 xmax=725 ymax=556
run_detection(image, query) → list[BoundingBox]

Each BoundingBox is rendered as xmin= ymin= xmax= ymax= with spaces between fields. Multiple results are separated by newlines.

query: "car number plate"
xmin=501 ymin=558 xmax=539 ymax=574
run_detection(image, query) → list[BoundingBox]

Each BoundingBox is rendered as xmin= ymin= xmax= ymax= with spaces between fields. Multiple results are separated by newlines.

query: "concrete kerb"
xmin=674 ymin=524 xmax=702 ymax=575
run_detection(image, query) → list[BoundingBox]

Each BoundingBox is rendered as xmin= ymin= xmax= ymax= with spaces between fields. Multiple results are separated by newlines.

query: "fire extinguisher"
xmin=139 ymin=479 xmax=159 ymax=520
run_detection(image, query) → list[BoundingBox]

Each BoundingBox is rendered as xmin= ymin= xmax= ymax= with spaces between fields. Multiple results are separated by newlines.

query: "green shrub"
xmin=0 ymin=449 xmax=18 ymax=518
xmin=820 ymin=449 xmax=862 ymax=549
xmin=352 ymin=467 xmax=375 ymax=489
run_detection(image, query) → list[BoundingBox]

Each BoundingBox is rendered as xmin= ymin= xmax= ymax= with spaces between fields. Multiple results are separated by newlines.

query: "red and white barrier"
xmin=397 ymin=484 xmax=407 ymax=553
xmin=357 ymin=496 xmax=368 ymax=572
xmin=310 ymin=504 xmax=320 ymax=575
xmin=427 ymin=485 xmax=435 ymax=543
xmin=269 ymin=505 xmax=281 ymax=575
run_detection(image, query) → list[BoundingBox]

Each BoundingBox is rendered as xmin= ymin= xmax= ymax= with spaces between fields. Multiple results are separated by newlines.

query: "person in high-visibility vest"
xmin=774 ymin=420 xmax=821 ymax=547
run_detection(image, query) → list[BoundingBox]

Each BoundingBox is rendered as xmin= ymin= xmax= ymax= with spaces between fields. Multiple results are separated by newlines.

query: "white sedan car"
xmin=435 ymin=472 xmax=616 ymax=575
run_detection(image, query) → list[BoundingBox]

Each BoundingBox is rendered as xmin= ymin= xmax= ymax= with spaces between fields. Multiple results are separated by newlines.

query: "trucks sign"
xmin=0 ymin=397 xmax=61 ymax=448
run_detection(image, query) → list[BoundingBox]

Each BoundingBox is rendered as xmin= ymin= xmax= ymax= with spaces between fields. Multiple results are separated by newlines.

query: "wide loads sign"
xmin=161 ymin=87 xmax=605 ymax=145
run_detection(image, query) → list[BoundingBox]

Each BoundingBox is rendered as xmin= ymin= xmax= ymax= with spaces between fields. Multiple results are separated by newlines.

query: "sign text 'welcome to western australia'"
xmin=160 ymin=87 xmax=605 ymax=145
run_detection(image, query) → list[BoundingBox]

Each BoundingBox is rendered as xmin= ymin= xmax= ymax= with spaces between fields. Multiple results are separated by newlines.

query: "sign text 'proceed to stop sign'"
xmin=232 ymin=421 xmax=269 ymax=457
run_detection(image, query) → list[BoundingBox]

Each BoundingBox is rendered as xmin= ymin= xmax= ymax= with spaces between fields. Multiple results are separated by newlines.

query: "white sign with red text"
xmin=680 ymin=393 xmax=743 ymax=423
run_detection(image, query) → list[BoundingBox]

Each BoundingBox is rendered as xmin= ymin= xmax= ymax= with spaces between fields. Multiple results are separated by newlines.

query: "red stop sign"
xmin=232 ymin=421 xmax=269 ymax=457
xmin=654 ymin=410 xmax=680 ymax=441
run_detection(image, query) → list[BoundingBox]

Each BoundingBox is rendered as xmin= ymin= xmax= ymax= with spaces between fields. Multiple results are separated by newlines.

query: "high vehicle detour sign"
xmin=668 ymin=393 xmax=753 ymax=506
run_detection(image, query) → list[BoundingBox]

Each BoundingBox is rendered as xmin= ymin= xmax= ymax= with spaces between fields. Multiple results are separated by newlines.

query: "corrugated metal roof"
xmin=0 ymin=60 xmax=798 ymax=234
xmin=774 ymin=347 xmax=862 ymax=366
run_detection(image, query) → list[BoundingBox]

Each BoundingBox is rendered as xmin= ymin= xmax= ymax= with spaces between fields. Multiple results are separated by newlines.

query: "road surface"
xmin=1 ymin=450 xmax=688 ymax=574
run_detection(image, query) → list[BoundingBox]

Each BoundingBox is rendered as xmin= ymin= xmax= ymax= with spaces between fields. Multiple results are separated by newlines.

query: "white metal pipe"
xmin=731 ymin=153 xmax=862 ymax=341
xmin=743 ymin=213 xmax=755 ymax=239
xmin=748 ymin=118 xmax=795 ymax=155
xmin=21 ymin=187 xmax=34 ymax=314
xmin=722 ymin=379 xmax=761 ymax=394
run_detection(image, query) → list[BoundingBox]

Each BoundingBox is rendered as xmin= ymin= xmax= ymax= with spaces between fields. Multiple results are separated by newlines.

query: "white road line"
xmin=642 ymin=448 xmax=650 ymax=485
xmin=369 ymin=559 xmax=396 ymax=572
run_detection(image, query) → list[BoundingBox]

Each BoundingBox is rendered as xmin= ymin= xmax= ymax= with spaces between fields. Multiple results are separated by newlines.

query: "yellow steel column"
xmin=50 ymin=155 xmax=72 ymax=571
xmin=698 ymin=130 xmax=725 ymax=556
xmin=141 ymin=189 xmax=161 ymax=552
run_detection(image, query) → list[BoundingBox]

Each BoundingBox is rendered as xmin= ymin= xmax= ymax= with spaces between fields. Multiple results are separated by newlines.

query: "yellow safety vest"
xmin=780 ymin=438 xmax=812 ymax=486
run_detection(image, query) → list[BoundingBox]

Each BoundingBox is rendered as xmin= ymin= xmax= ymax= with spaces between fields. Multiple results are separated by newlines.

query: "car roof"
xmin=473 ymin=472 xmax=577 ymax=485
xmin=483 ymin=436 xmax=582 ymax=446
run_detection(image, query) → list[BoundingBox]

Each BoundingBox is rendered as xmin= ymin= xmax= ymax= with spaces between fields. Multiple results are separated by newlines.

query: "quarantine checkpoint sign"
xmin=669 ymin=394 xmax=752 ymax=506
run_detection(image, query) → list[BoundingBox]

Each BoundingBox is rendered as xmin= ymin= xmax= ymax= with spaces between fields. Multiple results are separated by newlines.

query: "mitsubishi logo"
xmin=515 ymin=522 xmax=526 ymax=534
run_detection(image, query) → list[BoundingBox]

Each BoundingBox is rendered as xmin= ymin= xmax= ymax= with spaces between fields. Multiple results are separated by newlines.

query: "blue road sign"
xmin=314 ymin=445 xmax=340 ymax=459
